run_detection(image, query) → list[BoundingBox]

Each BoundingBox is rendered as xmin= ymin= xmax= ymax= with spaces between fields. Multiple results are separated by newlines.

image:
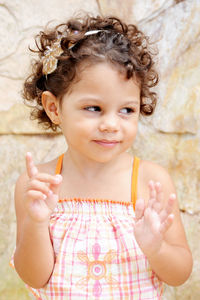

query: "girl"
xmin=12 ymin=15 xmax=192 ymax=299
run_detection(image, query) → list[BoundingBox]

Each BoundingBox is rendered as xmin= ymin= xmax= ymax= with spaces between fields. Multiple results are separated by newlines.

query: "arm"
xmin=134 ymin=163 xmax=193 ymax=286
xmin=14 ymin=153 xmax=62 ymax=288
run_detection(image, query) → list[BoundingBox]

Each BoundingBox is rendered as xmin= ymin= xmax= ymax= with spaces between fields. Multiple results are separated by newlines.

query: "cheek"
xmin=125 ymin=120 xmax=138 ymax=136
xmin=62 ymin=117 xmax=95 ymax=139
xmin=127 ymin=129 xmax=137 ymax=143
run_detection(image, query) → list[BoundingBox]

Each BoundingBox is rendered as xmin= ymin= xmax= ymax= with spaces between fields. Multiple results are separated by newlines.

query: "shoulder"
xmin=36 ymin=157 xmax=58 ymax=175
xmin=139 ymin=159 xmax=174 ymax=183
xmin=137 ymin=159 xmax=176 ymax=199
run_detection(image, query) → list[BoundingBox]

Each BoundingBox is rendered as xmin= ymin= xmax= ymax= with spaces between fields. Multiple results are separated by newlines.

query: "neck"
xmin=63 ymin=148 xmax=128 ymax=179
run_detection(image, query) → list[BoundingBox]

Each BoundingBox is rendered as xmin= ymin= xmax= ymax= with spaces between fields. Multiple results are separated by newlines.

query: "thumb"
xmin=135 ymin=198 xmax=145 ymax=221
xmin=50 ymin=174 xmax=62 ymax=195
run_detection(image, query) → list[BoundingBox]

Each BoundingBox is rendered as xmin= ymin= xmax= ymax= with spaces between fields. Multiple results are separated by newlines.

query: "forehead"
xmin=67 ymin=62 xmax=141 ymax=103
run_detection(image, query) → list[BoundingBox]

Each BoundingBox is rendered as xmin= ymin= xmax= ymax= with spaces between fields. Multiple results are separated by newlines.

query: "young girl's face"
xmin=56 ymin=62 xmax=140 ymax=163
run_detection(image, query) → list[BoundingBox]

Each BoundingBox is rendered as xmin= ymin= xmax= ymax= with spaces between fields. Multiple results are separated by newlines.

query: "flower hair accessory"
xmin=42 ymin=37 xmax=64 ymax=75
xmin=42 ymin=30 xmax=105 ymax=75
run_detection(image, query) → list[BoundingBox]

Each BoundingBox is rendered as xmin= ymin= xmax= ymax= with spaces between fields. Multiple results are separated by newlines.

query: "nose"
xmin=99 ymin=113 xmax=120 ymax=133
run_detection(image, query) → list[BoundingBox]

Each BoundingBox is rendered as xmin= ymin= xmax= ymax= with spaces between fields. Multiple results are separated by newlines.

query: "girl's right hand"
xmin=25 ymin=152 xmax=62 ymax=223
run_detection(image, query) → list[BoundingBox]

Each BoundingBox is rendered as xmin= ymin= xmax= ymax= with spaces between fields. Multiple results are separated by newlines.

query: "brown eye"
xmin=120 ymin=107 xmax=134 ymax=114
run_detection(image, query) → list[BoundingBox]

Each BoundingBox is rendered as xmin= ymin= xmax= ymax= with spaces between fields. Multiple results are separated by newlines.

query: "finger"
xmin=44 ymin=191 xmax=59 ymax=211
xmin=149 ymin=180 xmax=156 ymax=199
xmin=148 ymin=181 xmax=156 ymax=208
xmin=135 ymin=198 xmax=145 ymax=221
xmin=35 ymin=173 xmax=62 ymax=185
xmin=152 ymin=182 xmax=163 ymax=213
xmin=142 ymin=206 xmax=160 ymax=233
xmin=26 ymin=152 xmax=38 ymax=178
xmin=160 ymin=214 xmax=174 ymax=234
xmin=28 ymin=179 xmax=52 ymax=196
xmin=160 ymin=193 xmax=176 ymax=223
xmin=49 ymin=174 xmax=62 ymax=195
xmin=27 ymin=190 xmax=47 ymax=201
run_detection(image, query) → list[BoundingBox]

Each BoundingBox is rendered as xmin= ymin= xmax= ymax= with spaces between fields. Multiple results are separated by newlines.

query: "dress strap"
xmin=55 ymin=154 xmax=64 ymax=175
xmin=131 ymin=156 xmax=140 ymax=210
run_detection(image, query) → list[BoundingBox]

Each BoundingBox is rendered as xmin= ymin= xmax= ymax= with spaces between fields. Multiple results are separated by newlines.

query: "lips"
xmin=93 ymin=139 xmax=120 ymax=148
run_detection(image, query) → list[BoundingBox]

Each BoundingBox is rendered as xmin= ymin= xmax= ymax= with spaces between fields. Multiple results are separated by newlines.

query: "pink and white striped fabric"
xmin=26 ymin=199 xmax=163 ymax=299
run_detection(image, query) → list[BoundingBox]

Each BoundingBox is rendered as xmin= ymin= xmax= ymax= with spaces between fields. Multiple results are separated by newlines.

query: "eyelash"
xmin=84 ymin=106 xmax=135 ymax=114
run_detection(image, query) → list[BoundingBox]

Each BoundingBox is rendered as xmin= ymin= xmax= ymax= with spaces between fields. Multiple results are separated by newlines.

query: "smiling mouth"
xmin=93 ymin=140 xmax=120 ymax=148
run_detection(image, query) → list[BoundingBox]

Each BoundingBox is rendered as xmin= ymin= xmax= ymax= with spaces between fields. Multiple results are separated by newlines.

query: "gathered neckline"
xmin=58 ymin=197 xmax=131 ymax=206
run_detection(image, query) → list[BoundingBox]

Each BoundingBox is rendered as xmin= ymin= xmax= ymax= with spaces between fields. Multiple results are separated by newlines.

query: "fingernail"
xmin=48 ymin=190 xmax=53 ymax=195
xmin=56 ymin=174 xmax=62 ymax=178
xmin=43 ymin=194 xmax=47 ymax=199
xmin=55 ymin=174 xmax=62 ymax=183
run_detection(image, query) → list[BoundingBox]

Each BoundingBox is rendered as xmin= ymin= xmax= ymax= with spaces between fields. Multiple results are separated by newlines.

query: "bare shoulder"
xmin=137 ymin=159 xmax=176 ymax=207
xmin=36 ymin=157 xmax=58 ymax=175
xmin=139 ymin=159 xmax=175 ymax=192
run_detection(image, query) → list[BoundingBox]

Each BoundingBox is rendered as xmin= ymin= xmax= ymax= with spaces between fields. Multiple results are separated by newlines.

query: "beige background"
xmin=0 ymin=0 xmax=199 ymax=299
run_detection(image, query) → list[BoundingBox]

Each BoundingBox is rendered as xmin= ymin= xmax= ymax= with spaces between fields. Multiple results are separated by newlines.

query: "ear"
xmin=42 ymin=91 xmax=60 ymax=125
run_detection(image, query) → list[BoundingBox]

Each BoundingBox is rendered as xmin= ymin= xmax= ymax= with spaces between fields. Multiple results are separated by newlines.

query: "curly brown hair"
xmin=24 ymin=14 xmax=159 ymax=131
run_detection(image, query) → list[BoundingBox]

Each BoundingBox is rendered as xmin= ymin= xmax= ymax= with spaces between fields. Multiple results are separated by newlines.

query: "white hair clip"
xmin=68 ymin=29 xmax=105 ymax=50
xmin=84 ymin=30 xmax=103 ymax=36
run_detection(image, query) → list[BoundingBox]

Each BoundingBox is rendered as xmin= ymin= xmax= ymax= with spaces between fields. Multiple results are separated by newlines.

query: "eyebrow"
xmin=123 ymin=100 xmax=140 ymax=106
xmin=77 ymin=97 xmax=140 ymax=106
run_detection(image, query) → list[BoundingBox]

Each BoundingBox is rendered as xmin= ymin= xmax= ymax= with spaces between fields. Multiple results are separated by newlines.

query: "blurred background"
xmin=0 ymin=0 xmax=199 ymax=299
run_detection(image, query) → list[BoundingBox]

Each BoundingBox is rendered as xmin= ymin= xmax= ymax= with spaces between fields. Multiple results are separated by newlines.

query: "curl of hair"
xmin=23 ymin=14 xmax=159 ymax=131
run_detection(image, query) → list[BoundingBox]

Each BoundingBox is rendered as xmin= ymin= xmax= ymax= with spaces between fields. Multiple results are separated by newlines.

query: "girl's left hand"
xmin=133 ymin=181 xmax=176 ymax=258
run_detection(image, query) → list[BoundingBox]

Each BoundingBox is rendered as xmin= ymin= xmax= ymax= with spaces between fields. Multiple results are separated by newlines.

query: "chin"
xmin=89 ymin=152 xmax=122 ymax=164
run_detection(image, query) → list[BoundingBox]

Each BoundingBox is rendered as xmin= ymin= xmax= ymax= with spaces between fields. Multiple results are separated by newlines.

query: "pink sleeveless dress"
xmin=12 ymin=155 xmax=163 ymax=299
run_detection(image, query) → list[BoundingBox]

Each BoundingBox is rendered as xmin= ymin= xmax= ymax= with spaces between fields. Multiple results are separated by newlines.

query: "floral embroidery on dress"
xmin=76 ymin=242 xmax=118 ymax=297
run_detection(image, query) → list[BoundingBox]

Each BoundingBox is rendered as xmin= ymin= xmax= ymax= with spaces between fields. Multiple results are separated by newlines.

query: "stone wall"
xmin=0 ymin=0 xmax=199 ymax=299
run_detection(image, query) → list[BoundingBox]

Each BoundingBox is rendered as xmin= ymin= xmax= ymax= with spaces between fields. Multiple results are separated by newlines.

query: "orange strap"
xmin=131 ymin=157 xmax=140 ymax=210
xmin=55 ymin=153 xmax=64 ymax=175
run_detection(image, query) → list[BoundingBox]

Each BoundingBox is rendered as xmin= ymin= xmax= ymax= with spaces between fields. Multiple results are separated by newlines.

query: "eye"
xmin=84 ymin=106 xmax=101 ymax=112
xmin=120 ymin=107 xmax=135 ymax=114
